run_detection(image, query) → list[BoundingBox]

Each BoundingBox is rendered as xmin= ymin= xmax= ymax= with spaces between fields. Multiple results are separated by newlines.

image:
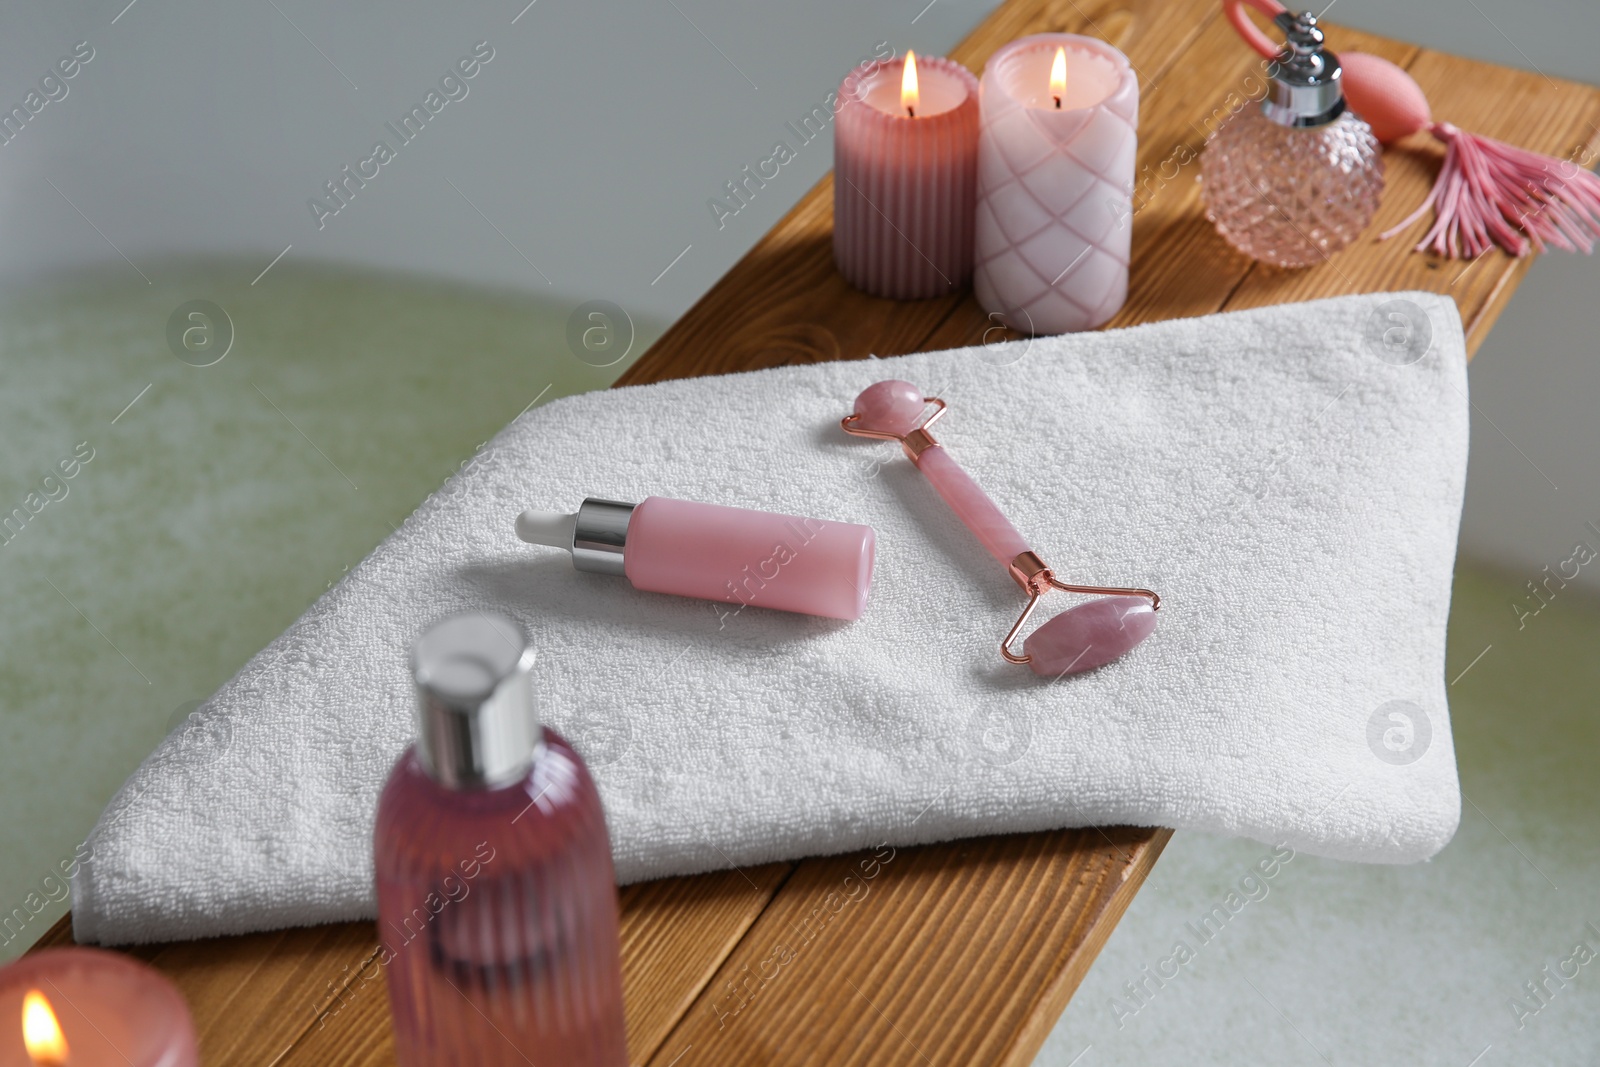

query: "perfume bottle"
xmin=517 ymin=496 xmax=876 ymax=621
xmin=1200 ymin=8 xmax=1383 ymax=268
xmin=375 ymin=613 xmax=628 ymax=1067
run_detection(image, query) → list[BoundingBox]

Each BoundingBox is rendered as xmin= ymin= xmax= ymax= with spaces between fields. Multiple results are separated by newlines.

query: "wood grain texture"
xmin=640 ymin=828 xmax=1169 ymax=1067
xmin=27 ymin=1 xmax=1600 ymax=1064
xmin=266 ymin=864 xmax=797 ymax=1067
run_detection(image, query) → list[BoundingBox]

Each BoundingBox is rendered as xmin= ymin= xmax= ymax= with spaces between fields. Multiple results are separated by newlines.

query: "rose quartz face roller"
xmin=843 ymin=379 xmax=1159 ymax=677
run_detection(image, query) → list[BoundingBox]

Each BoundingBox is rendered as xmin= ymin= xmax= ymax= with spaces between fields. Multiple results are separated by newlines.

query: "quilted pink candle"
xmin=974 ymin=35 xmax=1138 ymax=334
xmin=0 ymin=949 xmax=198 ymax=1067
xmin=834 ymin=51 xmax=979 ymax=299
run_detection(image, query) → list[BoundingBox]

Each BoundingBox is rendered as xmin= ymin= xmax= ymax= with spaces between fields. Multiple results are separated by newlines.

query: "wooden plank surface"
xmin=30 ymin=1 xmax=1600 ymax=1065
xmin=637 ymin=829 xmax=1165 ymax=1067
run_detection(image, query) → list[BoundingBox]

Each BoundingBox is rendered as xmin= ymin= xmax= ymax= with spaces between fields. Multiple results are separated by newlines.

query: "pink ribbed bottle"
xmin=375 ymin=613 xmax=628 ymax=1067
xmin=833 ymin=52 xmax=979 ymax=299
xmin=517 ymin=496 xmax=876 ymax=621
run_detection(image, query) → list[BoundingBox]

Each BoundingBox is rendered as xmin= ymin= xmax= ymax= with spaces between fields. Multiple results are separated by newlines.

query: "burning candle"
xmin=0 ymin=949 xmax=197 ymax=1067
xmin=833 ymin=50 xmax=979 ymax=299
xmin=20 ymin=994 xmax=65 ymax=1067
xmin=973 ymin=34 xmax=1139 ymax=334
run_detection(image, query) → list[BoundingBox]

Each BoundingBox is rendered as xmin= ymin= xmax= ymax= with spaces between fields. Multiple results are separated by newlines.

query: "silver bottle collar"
xmin=571 ymin=498 xmax=636 ymax=577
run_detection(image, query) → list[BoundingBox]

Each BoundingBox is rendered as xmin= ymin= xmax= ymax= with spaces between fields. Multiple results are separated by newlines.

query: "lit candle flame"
xmin=1049 ymin=45 xmax=1066 ymax=108
xmin=901 ymin=50 xmax=920 ymax=118
xmin=22 ymin=991 xmax=69 ymax=1066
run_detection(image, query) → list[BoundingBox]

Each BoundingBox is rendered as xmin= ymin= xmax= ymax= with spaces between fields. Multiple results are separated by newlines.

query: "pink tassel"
xmin=1380 ymin=122 xmax=1600 ymax=258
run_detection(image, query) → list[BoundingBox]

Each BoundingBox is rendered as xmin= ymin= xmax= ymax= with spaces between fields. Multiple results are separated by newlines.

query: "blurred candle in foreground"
xmin=0 ymin=949 xmax=198 ymax=1067
xmin=974 ymin=34 xmax=1139 ymax=334
xmin=834 ymin=50 xmax=979 ymax=299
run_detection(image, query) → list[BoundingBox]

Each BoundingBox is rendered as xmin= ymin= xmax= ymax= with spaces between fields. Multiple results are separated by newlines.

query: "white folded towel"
xmin=73 ymin=291 xmax=1469 ymax=946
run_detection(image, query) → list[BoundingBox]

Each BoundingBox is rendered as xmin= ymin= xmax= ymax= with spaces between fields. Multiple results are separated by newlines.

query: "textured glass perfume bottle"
xmin=1200 ymin=9 xmax=1383 ymax=268
xmin=375 ymin=613 xmax=628 ymax=1067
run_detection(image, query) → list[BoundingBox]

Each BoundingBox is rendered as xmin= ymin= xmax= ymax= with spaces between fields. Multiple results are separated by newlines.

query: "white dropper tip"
xmin=515 ymin=509 xmax=577 ymax=549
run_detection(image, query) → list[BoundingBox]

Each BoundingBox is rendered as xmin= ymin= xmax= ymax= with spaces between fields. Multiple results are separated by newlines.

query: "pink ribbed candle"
xmin=974 ymin=34 xmax=1139 ymax=334
xmin=834 ymin=53 xmax=979 ymax=300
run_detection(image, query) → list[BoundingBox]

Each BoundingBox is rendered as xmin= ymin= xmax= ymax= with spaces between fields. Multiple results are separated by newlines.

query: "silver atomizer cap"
xmin=1261 ymin=9 xmax=1346 ymax=128
xmin=411 ymin=612 xmax=541 ymax=790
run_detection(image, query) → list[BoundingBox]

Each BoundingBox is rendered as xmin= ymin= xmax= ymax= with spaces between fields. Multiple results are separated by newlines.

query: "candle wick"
xmin=1052 ymin=95 xmax=1061 ymax=110
xmin=906 ymin=105 xmax=915 ymax=118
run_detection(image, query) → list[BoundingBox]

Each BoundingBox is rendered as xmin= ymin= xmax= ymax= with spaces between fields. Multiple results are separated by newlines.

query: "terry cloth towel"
xmin=74 ymin=290 xmax=1469 ymax=946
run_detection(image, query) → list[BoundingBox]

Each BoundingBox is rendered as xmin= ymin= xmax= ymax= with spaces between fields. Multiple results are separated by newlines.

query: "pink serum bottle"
xmin=517 ymin=497 xmax=876 ymax=621
xmin=374 ymin=613 xmax=628 ymax=1067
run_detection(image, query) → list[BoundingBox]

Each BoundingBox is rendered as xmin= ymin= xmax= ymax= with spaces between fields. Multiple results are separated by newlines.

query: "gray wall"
xmin=0 ymin=0 xmax=994 ymax=320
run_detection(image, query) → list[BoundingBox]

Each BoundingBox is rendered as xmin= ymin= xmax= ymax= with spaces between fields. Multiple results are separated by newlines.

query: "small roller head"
xmin=850 ymin=379 xmax=929 ymax=437
xmin=1024 ymin=596 xmax=1158 ymax=677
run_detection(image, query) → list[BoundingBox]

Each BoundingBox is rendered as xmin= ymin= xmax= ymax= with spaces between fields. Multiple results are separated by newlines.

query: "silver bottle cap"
xmin=1261 ymin=9 xmax=1346 ymax=128
xmin=517 ymin=498 xmax=637 ymax=577
xmin=411 ymin=612 xmax=541 ymax=790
